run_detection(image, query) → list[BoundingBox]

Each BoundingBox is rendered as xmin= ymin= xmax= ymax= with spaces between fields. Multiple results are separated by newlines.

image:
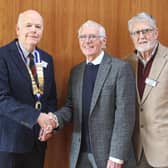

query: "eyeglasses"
xmin=130 ymin=28 xmax=155 ymax=37
xmin=78 ymin=34 xmax=103 ymax=41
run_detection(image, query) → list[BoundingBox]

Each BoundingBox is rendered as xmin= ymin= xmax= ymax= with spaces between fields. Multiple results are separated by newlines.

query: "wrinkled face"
xmin=16 ymin=11 xmax=43 ymax=51
xmin=130 ymin=21 xmax=158 ymax=53
xmin=78 ymin=26 xmax=106 ymax=60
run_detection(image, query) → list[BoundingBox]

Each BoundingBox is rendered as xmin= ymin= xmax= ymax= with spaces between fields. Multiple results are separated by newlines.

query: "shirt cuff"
xmin=109 ymin=157 xmax=124 ymax=164
xmin=53 ymin=114 xmax=59 ymax=127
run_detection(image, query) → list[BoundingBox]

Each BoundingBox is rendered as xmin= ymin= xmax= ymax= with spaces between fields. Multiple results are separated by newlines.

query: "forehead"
xmin=131 ymin=20 xmax=153 ymax=30
xmin=20 ymin=12 xmax=43 ymax=26
xmin=80 ymin=26 xmax=99 ymax=34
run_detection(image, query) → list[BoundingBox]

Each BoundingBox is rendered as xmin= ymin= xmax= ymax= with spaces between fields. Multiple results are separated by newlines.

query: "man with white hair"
xmin=0 ymin=9 xmax=57 ymax=168
xmin=52 ymin=20 xmax=136 ymax=168
xmin=127 ymin=12 xmax=168 ymax=168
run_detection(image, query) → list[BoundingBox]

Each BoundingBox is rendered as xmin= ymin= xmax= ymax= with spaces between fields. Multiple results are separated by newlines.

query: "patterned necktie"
xmin=28 ymin=53 xmax=38 ymax=85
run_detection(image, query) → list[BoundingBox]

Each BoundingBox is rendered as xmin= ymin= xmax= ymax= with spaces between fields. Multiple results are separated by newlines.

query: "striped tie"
xmin=28 ymin=53 xmax=38 ymax=86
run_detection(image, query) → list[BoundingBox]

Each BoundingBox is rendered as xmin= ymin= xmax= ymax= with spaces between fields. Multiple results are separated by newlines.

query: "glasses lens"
xmin=131 ymin=28 xmax=154 ymax=36
xmin=79 ymin=34 xmax=102 ymax=41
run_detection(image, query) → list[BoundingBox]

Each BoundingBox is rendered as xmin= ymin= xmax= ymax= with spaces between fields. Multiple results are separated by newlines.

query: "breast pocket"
xmin=101 ymin=85 xmax=114 ymax=95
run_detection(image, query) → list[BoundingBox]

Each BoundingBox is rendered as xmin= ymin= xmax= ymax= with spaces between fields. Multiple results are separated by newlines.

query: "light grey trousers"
xmin=76 ymin=152 xmax=97 ymax=168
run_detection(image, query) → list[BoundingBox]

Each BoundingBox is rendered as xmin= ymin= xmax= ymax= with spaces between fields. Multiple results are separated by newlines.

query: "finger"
xmin=40 ymin=133 xmax=53 ymax=142
xmin=44 ymin=125 xmax=53 ymax=133
xmin=38 ymin=128 xmax=44 ymax=140
xmin=48 ymin=119 xmax=57 ymax=128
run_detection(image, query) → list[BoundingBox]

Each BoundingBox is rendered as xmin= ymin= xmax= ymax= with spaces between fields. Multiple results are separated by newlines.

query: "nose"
xmin=138 ymin=31 xmax=145 ymax=39
xmin=86 ymin=38 xmax=91 ymax=42
xmin=85 ymin=36 xmax=93 ymax=43
xmin=31 ymin=25 xmax=36 ymax=32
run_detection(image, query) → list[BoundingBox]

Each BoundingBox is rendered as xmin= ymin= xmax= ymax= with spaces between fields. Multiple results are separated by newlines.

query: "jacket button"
xmin=140 ymin=124 xmax=144 ymax=128
xmin=140 ymin=108 xmax=143 ymax=112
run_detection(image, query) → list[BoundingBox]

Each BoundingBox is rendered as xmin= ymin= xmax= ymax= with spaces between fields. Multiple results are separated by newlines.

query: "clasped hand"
xmin=37 ymin=112 xmax=58 ymax=141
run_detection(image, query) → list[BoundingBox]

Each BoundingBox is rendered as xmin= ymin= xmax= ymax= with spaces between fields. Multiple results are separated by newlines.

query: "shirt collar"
xmin=18 ymin=41 xmax=36 ymax=58
xmin=86 ymin=50 xmax=104 ymax=65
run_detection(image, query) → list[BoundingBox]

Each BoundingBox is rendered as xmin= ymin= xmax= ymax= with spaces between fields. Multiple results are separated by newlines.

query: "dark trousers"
xmin=0 ymin=148 xmax=45 ymax=168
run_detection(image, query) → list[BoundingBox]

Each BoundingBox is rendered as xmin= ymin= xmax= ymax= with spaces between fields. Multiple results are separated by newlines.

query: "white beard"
xmin=136 ymin=40 xmax=158 ymax=53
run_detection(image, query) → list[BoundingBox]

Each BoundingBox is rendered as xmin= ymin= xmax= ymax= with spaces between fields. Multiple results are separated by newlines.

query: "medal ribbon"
xmin=16 ymin=42 xmax=44 ymax=110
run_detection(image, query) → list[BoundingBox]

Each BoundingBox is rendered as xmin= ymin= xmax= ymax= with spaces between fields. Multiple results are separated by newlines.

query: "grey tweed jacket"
xmin=56 ymin=52 xmax=136 ymax=168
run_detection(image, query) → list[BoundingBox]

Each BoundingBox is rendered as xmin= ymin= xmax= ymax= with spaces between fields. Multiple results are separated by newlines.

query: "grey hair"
xmin=128 ymin=12 xmax=157 ymax=33
xmin=78 ymin=20 xmax=106 ymax=38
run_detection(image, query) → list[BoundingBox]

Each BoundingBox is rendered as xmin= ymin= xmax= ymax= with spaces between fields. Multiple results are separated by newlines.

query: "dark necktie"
xmin=87 ymin=62 xmax=93 ymax=66
xmin=28 ymin=53 xmax=38 ymax=85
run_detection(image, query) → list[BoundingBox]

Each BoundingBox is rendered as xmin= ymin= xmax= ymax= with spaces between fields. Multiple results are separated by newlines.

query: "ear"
xmin=154 ymin=28 xmax=159 ymax=39
xmin=101 ymin=37 xmax=107 ymax=49
xmin=16 ymin=24 xmax=19 ymax=36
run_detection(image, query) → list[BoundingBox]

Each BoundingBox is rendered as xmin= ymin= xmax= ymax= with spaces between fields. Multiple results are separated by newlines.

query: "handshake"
xmin=37 ymin=112 xmax=58 ymax=142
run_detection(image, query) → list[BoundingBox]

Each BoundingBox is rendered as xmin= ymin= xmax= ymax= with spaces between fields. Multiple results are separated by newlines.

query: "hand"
xmin=37 ymin=112 xmax=57 ymax=129
xmin=38 ymin=127 xmax=53 ymax=141
xmin=48 ymin=112 xmax=59 ymax=128
xmin=106 ymin=160 xmax=123 ymax=168
xmin=38 ymin=112 xmax=58 ymax=141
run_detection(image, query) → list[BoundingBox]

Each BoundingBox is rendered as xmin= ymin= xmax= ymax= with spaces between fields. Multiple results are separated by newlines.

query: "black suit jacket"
xmin=0 ymin=39 xmax=57 ymax=153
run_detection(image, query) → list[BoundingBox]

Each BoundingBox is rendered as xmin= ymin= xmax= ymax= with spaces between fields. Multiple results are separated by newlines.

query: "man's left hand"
xmin=38 ymin=127 xmax=53 ymax=141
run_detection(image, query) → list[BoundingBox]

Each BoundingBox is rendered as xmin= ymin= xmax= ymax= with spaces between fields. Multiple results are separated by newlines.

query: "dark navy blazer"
xmin=0 ymin=39 xmax=57 ymax=153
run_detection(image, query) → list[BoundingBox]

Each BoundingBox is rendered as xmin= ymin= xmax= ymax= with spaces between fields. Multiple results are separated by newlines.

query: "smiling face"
xmin=78 ymin=26 xmax=106 ymax=61
xmin=130 ymin=20 xmax=158 ymax=53
xmin=16 ymin=10 xmax=43 ymax=52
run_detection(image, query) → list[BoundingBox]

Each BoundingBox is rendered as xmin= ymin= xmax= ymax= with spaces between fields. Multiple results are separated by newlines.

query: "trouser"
xmin=136 ymin=152 xmax=168 ymax=168
xmin=76 ymin=152 xmax=97 ymax=168
xmin=0 ymin=147 xmax=45 ymax=168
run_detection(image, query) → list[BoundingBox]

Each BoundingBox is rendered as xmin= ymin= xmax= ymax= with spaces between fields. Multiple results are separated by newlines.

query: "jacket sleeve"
xmin=109 ymin=62 xmax=136 ymax=161
xmin=54 ymin=69 xmax=73 ymax=129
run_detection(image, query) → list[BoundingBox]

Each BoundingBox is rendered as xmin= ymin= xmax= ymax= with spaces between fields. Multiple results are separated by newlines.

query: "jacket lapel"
xmin=141 ymin=44 xmax=168 ymax=104
xmin=9 ymin=41 xmax=31 ymax=83
xmin=129 ymin=54 xmax=141 ymax=104
xmin=89 ymin=53 xmax=111 ymax=115
xmin=76 ymin=62 xmax=85 ymax=123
